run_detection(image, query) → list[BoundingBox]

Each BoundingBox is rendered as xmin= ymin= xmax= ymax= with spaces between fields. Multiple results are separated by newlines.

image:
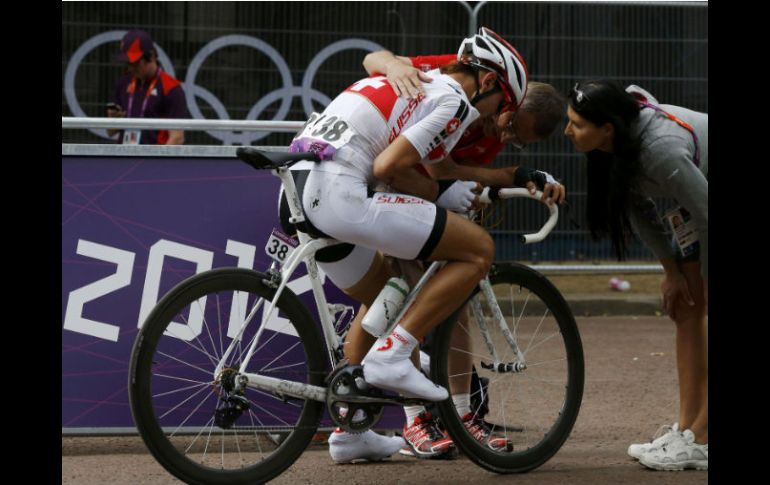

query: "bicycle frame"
xmin=213 ymin=163 xmax=559 ymax=403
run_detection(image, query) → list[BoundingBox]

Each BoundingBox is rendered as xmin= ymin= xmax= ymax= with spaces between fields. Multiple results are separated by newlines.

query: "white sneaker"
xmin=328 ymin=429 xmax=405 ymax=464
xmin=627 ymin=422 xmax=680 ymax=460
xmin=638 ymin=429 xmax=708 ymax=471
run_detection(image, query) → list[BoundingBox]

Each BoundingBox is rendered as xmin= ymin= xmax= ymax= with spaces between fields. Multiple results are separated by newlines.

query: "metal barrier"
xmin=61 ymin=117 xmax=303 ymax=133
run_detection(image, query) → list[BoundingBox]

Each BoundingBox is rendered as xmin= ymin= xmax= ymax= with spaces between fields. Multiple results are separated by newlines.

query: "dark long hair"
xmin=568 ymin=80 xmax=642 ymax=260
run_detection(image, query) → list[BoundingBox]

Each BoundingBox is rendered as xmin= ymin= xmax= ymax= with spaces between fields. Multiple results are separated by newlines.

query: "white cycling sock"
xmin=364 ymin=325 xmax=448 ymax=401
xmin=452 ymin=393 xmax=471 ymax=418
xmin=404 ymin=405 xmax=426 ymax=427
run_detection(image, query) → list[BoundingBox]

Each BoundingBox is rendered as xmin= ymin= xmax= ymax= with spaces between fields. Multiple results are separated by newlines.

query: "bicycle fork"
xmin=471 ymin=278 xmax=527 ymax=374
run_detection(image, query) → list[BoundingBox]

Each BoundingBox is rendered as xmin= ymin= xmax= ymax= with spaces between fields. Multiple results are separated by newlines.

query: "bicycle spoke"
xmin=449 ymin=345 xmax=493 ymax=361
xmin=247 ymin=408 xmax=266 ymax=459
xmin=246 ymin=396 xmax=294 ymax=427
xmin=522 ymin=356 xmax=568 ymax=369
xmin=523 ymin=330 xmax=562 ymax=357
xmin=196 ymin=296 xmax=222 ymax=363
xmin=216 ymin=294 xmax=225 ymax=361
xmin=259 ymin=340 xmax=302 ymax=373
xmin=157 ymin=350 xmax=214 ymax=377
xmin=523 ymin=309 xmax=549 ymax=356
xmin=183 ymin=415 xmax=216 ymax=454
xmin=161 ymin=383 xmax=214 ymax=422
xmin=153 ymin=381 xmax=210 ymax=399
xmin=153 ymin=373 xmax=212 ymax=387
xmin=161 ymin=318 xmax=220 ymax=368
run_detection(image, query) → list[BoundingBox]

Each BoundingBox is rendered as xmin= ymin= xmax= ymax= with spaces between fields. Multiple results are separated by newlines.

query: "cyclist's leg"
xmin=364 ymin=213 xmax=493 ymax=400
xmin=317 ymin=248 xmax=393 ymax=365
xmin=397 ymin=211 xmax=494 ymax=339
xmin=299 ymin=167 xmax=492 ymax=399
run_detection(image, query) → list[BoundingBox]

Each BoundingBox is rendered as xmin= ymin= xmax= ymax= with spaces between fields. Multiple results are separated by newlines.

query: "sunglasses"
xmin=572 ymin=82 xmax=591 ymax=106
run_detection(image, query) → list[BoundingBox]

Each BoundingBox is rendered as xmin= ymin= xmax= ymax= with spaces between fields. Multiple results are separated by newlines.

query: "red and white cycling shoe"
xmin=462 ymin=413 xmax=513 ymax=452
xmin=399 ymin=412 xmax=455 ymax=459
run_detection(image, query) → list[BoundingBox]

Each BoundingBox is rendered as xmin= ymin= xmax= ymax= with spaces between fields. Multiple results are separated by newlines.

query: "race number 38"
xmin=294 ymin=112 xmax=354 ymax=148
xmin=265 ymin=228 xmax=299 ymax=263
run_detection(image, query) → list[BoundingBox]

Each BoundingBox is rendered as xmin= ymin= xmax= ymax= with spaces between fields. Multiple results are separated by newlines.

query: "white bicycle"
xmin=128 ymin=147 xmax=584 ymax=484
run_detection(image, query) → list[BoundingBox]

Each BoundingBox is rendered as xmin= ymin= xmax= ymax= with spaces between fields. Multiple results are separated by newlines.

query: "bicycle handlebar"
xmin=478 ymin=187 xmax=559 ymax=244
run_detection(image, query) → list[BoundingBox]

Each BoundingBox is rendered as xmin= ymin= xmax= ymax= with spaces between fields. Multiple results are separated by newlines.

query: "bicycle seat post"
xmin=272 ymin=166 xmax=312 ymax=248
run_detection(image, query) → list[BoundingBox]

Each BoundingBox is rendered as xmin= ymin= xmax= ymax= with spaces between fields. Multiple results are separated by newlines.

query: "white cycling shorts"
xmin=291 ymin=161 xmax=446 ymax=290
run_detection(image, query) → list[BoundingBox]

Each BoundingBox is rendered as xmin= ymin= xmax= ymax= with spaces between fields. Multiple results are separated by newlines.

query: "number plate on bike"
xmin=265 ymin=228 xmax=299 ymax=263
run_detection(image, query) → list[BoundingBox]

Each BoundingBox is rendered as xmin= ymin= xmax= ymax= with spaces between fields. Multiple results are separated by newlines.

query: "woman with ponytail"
xmin=565 ymin=80 xmax=708 ymax=471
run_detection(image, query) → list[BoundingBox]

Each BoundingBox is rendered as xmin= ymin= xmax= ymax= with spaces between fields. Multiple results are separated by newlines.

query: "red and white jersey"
xmin=310 ymin=69 xmax=479 ymax=180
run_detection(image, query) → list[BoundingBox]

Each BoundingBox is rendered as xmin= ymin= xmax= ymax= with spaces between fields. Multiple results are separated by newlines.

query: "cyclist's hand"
xmin=469 ymin=182 xmax=488 ymax=211
xmin=386 ymin=60 xmax=432 ymax=99
xmin=435 ymin=180 xmax=477 ymax=213
xmin=661 ymin=271 xmax=695 ymax=320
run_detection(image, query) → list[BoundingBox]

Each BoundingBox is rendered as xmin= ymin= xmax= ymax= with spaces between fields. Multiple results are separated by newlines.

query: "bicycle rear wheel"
xmin=128 ymin=268 xmax=326 ymax=484
xmin=431 ymin=262 xmax=584 ymax=473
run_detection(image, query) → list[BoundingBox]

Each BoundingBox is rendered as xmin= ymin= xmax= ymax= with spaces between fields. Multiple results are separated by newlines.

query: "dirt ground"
xmin=62 ymin=315 xmax=707 ymax=484
xmin=547 ymin=272 xmax=662 ymax=295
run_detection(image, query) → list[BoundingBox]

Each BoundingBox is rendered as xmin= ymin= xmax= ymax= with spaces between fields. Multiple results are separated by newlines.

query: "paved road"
xmin=62 ymin=316 xmax=707 ymax=484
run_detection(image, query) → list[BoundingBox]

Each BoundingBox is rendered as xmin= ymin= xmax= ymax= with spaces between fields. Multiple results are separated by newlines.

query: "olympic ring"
xmin=64 ymin=32 xmax=383 ymax=144
xmin=300 ymin=39 xmax=385 ymax=116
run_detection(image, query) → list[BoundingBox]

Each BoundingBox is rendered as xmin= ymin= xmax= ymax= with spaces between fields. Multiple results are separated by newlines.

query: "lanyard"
xmin=127 ymin=71 xmax=160 ymax=119
xmin=640 ymin=102 xmax=700 ymax=167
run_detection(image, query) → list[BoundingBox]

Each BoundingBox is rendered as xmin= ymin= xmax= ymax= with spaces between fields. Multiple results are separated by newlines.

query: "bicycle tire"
xmin=431 ymin=262 xmax=584 ymax=473
xmin=129 ymin=268 xmax=326 ymax=485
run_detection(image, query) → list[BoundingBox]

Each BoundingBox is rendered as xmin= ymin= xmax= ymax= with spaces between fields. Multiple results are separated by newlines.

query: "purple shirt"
xmin=110 ymin=69 xmax=189 ymax=144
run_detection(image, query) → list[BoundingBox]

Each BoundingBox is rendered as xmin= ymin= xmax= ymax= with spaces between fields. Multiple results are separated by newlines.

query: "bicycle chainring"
xmin=326 ymin=365 xmax=384 ymax=434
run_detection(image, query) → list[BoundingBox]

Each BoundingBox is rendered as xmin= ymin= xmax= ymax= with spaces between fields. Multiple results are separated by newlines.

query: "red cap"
xmin=115 ymin=30 xmax=154 ymax=64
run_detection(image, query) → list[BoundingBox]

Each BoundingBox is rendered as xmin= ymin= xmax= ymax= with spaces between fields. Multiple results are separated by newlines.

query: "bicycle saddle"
xmin=236 ymin=147 xmax=320 ymax=170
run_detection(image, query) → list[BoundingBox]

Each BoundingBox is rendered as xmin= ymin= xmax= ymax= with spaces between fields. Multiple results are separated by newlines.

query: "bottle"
xmin=361 ymin=277 xmax=409 ymax=337
xmin=609 ymin=277 xmax=631 ymax=292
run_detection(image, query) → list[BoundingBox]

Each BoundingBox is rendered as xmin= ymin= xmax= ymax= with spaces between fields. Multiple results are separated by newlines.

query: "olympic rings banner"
xmin=62 ymin=154 xmax=404 ymax=431
xmin=64 ymin=32 xmax=384 ymax=145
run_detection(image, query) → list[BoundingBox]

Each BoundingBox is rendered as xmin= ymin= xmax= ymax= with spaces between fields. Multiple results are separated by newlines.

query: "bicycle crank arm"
xmin=240 ymin=373 xmax=327 ymax=402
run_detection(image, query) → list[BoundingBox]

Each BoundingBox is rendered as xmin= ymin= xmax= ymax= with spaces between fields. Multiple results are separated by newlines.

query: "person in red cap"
xmin=107 ymin=29 xmax=189 ymax=145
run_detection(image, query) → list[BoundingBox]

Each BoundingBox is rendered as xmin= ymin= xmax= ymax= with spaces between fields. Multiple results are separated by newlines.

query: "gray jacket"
xmin=626 ymin=91 xmax=708 ymax=279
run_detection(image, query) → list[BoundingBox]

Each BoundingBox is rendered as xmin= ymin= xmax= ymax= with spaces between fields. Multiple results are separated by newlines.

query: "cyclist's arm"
xmin=424 ymin=155 xmax=516 ymax=187
xmin=373 ymin=136 xmax=438 ymax=201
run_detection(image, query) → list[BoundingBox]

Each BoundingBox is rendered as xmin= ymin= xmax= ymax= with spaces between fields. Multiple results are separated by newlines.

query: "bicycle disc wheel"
xmin=128 ymin=268 xmax=326 ymax=484
xmin=431 ymin=262 xmax=584 ymax=473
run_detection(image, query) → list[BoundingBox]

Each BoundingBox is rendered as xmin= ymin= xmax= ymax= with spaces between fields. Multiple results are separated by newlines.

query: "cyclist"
xmin=329 ymin=50 xmax=568 ymax=461
xmin=284 ymin=27 xmax=526 ymax=462
xmin=564 ymin=80 xmax=707 ymax=471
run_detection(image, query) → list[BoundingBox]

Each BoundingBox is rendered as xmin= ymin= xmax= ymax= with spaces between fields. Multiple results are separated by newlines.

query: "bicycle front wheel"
xmin=128 ymin=268 xmax=326 ymax=485
xmin=431 ymin=262 xmax=584 ymax=473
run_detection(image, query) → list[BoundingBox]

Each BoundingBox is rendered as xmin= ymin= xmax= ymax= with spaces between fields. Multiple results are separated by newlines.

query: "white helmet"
xmin=457 ymin=27 xmax=528 ymax=109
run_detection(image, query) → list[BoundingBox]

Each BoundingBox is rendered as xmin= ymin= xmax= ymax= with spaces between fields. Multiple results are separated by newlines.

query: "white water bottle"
xmin=361 ymin=277 xmax=409 ymax=337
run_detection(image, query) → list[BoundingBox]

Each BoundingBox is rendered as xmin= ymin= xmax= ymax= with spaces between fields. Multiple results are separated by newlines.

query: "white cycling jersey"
xmin=285 ymin=69 xmax=482 ymax=295
xmin=290 ymin=69 xmax=480 ymax=182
